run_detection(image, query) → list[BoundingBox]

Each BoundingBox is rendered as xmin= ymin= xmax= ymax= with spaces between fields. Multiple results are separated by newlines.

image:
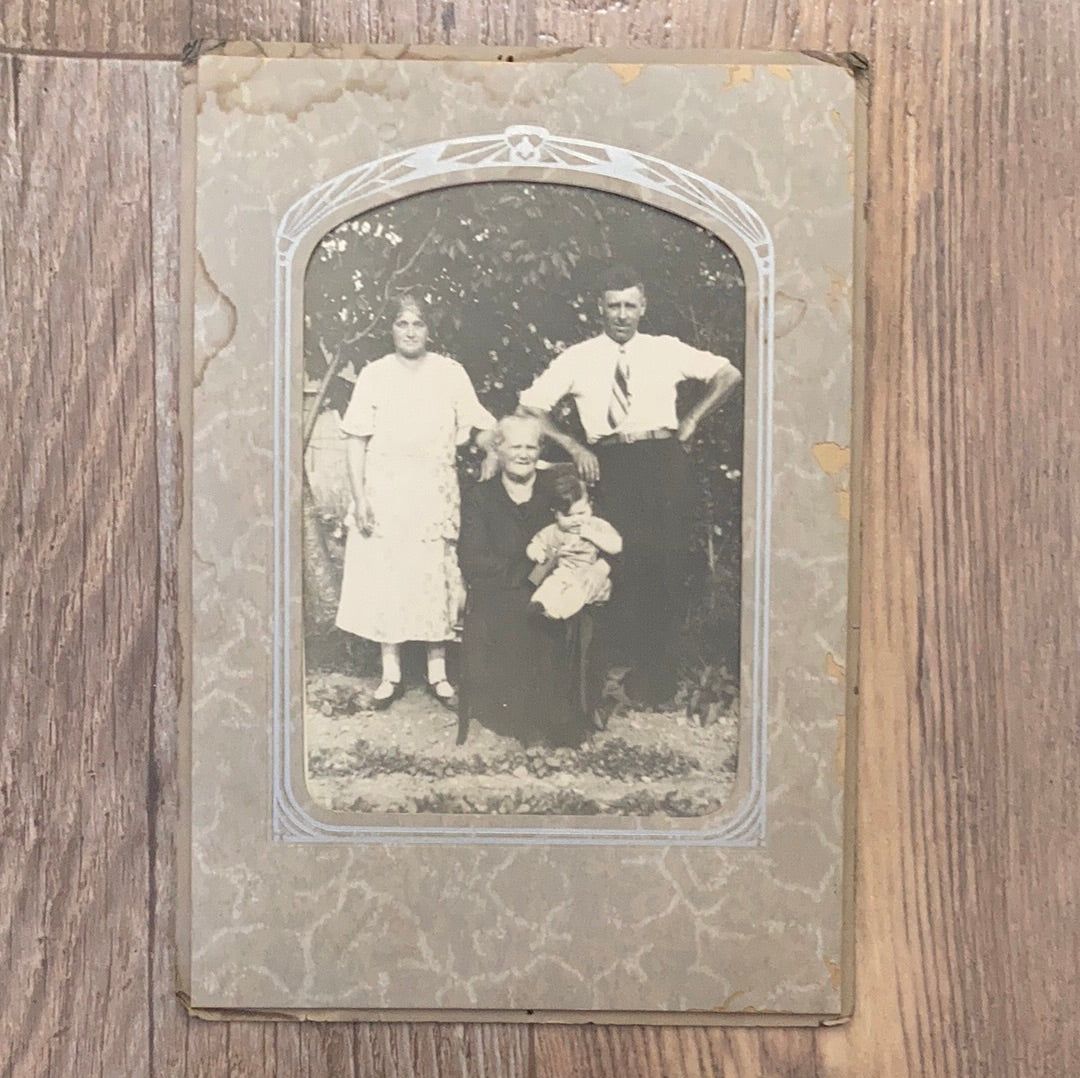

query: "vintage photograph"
xmin=185 ymin=52 xmax=858 ymax=1016
xmin=301 ymin=181 xmax=746 ymax=818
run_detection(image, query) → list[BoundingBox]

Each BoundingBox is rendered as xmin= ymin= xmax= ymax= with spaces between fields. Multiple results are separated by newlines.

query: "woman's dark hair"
xmin=393 ymin=293 xmax=431 ymax=323
xmin=552 ymin=472 xmax=588 ymax=514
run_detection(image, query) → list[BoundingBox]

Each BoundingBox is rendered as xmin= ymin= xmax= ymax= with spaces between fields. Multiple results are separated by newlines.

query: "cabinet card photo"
xmin=181 ymin=44 xmax=863 ymax=1023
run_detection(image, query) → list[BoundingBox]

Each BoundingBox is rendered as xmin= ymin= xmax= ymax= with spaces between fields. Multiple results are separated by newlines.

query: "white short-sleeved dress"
xmin=334 ymin=353 xmax=495 ymax=644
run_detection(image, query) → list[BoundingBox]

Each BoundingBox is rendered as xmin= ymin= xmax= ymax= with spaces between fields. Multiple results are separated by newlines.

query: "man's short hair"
xmin=598 ymin=264 xmax=645 ymax=295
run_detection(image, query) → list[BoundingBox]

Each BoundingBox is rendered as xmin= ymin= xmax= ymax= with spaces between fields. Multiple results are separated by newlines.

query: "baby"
xmin=527 ymin=474 xmax=623 ymax=620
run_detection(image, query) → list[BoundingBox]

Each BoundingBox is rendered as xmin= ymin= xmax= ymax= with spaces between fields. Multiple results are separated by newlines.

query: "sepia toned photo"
xmin=183 ymin=49 xmax=859 ymax=1017
xmin=301 ymin=182 xmax=746 ymax=818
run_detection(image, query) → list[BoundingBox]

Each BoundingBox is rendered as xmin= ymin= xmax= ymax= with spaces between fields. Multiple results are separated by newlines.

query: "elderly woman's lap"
xmin=459 ymin=592 xmax=595 ymax=746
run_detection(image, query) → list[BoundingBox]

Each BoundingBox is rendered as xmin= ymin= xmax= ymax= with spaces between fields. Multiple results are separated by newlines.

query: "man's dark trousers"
xmin=594 ymin=438 xmax=694 ymax=703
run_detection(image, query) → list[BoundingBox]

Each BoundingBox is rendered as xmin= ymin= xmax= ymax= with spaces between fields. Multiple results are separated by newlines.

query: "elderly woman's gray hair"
xmin=490 ymin=412 xmax=543 ymax=448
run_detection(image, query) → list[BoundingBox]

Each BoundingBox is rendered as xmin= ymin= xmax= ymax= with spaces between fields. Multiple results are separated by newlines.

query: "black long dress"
xmin=457 ymin=472 xmax=601 ymax=746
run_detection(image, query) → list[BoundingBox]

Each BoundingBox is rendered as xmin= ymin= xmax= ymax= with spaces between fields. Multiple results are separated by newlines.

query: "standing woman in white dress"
xmin=335 ymin=295 xmax=496 ymax=708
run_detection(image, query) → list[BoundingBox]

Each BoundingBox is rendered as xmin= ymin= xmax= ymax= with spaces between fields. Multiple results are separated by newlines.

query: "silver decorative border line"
xmin=272 ymin=127 xmax=774 ymax=846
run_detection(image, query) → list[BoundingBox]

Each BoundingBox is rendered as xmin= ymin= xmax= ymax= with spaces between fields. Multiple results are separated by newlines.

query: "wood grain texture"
xmin=0 ymin=0 xmax=185 ymax=56
xmin=187 ymin=1 xmax=537 ymax=52
xmin=0 ymin=56 xmax=165 ymax=1077
xmin=1 ymin=0 xmax=1078 ymax=1075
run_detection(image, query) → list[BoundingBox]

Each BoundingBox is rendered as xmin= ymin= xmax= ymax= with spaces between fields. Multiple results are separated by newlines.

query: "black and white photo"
xmin=302 ymin=182 xmax=746 ymax=817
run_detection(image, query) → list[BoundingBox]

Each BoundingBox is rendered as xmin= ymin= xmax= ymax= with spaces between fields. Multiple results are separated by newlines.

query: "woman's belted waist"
xmin=593 ymin=428 xmax=674 ymax=446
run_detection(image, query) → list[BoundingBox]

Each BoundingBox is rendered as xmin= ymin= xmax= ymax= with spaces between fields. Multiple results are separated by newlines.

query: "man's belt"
xmin=594 ymin=428 xmax=675 ymax=446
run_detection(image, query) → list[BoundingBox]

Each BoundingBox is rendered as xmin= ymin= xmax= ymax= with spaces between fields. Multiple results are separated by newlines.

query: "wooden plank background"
xmin=2 ymin=1 xmax=1077 ymax=1074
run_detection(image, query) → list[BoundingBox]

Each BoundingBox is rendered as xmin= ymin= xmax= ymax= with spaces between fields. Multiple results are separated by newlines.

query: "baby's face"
xmin=555 ymin=497 xmax=592 ymax=533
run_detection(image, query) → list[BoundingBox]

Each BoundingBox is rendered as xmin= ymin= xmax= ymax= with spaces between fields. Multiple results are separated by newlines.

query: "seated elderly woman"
xmin=457 ymin=414 xmax=604 ymax=747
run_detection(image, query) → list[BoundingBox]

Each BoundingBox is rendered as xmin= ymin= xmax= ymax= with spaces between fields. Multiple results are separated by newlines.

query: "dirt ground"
xmin=305 ymin=669 xmax=739 ymax=818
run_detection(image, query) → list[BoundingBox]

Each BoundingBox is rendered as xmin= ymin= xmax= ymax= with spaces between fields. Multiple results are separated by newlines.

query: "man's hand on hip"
xmin=677 ymin=416 xmax=699 ymax=444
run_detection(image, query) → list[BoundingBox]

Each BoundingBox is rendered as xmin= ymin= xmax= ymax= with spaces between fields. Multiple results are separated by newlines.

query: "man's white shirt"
xmin=519 ymin=332 xmax=736 ymax=444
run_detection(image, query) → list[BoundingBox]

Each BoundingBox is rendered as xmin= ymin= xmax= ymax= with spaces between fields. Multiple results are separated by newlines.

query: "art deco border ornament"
xmin=272 ymin=127 xmax=774 ymax=846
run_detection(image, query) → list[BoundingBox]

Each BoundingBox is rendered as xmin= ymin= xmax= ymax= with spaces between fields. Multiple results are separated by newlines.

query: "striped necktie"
xmin=606 ymin=346 xmax=631 ymax=431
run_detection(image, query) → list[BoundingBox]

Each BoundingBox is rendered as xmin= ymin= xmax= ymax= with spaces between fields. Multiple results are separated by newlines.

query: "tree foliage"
xmin=303 ymin=182 xmax=746 ymax=673
xmin=304 ymin=183 xmax=743 ymax=425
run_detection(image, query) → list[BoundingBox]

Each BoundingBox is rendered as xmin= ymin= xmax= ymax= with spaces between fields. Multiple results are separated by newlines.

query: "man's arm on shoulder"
xmin=517 ymin=405 xmax=600 ymax=483
xmin=518 ymin=346 xmax=601 ymax=483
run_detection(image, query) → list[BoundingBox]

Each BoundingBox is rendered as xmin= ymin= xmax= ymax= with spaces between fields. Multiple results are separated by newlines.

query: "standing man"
xmin=519 ymin=265 xmax=742 ymax=706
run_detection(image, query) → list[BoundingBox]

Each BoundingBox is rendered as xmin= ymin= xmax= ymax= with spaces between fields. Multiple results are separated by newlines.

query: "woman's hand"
xmin=353 ymin=497 xmax=375 ymax=536
xmin=479 ymin=451 xmax=500 ymax=482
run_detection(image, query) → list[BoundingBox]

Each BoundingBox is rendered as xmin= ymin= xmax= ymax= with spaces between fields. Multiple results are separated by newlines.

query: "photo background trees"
xmin=303 ymin=182 xmax=745 ymax=693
